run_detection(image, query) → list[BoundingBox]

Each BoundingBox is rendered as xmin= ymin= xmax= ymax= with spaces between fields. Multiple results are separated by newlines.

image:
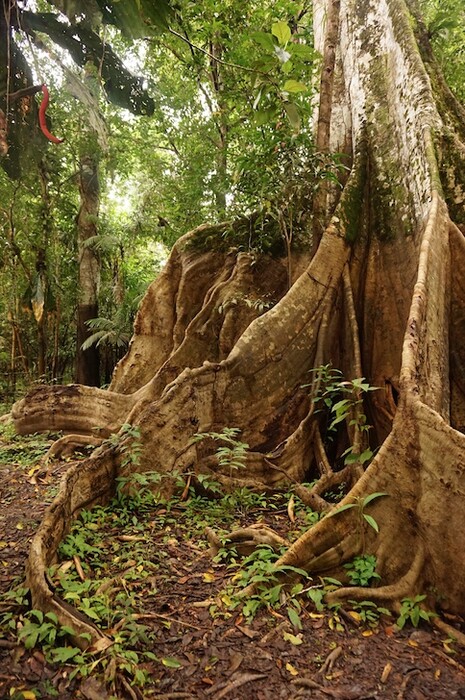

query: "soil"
xmin=1 ymin=433 xmax=465 ymax=700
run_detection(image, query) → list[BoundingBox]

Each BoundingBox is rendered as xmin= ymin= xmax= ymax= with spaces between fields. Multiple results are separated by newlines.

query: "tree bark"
xmin=75 ymin=154 xmax=100 ymax=386
xmin=12 ymin=0 xmax=465 ymax=643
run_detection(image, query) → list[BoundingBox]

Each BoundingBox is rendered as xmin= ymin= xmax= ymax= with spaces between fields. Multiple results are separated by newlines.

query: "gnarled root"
xmin=42 ymin=434 xmax=104 ymax=463
xmin=27 ymin=448 xmax=118 ymax=647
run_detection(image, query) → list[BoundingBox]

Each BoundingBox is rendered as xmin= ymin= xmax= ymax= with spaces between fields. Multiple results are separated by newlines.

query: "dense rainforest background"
xmin=3 ymin=0 xmax=465 ymax=698
xmin=0 ymin=0 xmax=463 ymax=394
xmin=0 ymin=0 xmax=321 ymax=396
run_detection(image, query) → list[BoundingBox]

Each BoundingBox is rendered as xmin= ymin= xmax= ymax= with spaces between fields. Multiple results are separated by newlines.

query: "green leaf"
xmin=288 ymin=44 xmax=315 ymax=61
xmin=251 ymin=31 xmax=275 ymax=51
xmin=287 ymin=606 xmax=303 ymax=630
xmin=359 ymin=449 xmax=373 ymax=464
xmin=362 ymin=492 xmax=388 ymax=506
xmin=51 ymin=646 xmax=82 ymax=662
xmin=272 ymin=21 xmax=291 ymax=46
xmin=283 ymin=79 xmax=308 ymax=93
xmin=326 ymin=502 xmax=357 ymax=518
xmin=161 ymin=657 xmax=183 ymax=668
xmin=284 ymin=102 xmax=301 ymax=131
xmin=283 ymin=631 xmax=303 ymax=645
xmin=363 ymin=514 xmax=379 ymax=532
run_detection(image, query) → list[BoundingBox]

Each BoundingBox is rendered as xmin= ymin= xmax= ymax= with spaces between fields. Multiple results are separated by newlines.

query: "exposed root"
xmin=206 ymin=524 xmax=288 ymax=557
xmin=42 ymin=434 xmax=104 ymax=463
xmin=433 ymin=617 xmax=465 ymax=648
xmin=27 ymin=449 xmax=118 ymax=647
xmin=325 ymin=544 xmax=425 ymax=606
xmin=294 ymin=464 xmax=354 ymax=513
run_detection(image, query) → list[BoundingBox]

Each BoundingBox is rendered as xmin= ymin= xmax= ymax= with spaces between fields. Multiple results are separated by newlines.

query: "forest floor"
xmin=1 ymin=428 xmax=465 ymax=700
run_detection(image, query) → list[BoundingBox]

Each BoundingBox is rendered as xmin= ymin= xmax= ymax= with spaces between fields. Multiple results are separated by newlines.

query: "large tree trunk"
xmin=11 ymin=0 xmax=465 ymax=645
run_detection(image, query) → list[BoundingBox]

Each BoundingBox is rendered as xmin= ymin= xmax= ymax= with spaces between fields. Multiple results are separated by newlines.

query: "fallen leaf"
xmin=381 ymin=661 xmax=392 ymax=683
xmin=228 ymin=651 xmax=244 ymax=674
xmin=88 ymin=637 xmax=113 ymax=653
xmin=435 ymin=668 xmax=441 ymax=679
xmin=287 ymin=495 xmax=296 ymax=522
xmin=361 ymin=630 xmax=373 ymax=637
xmin=16 ymin=522 xmax=24 ymax=530
xmin=348 ymin=610 xmax=361 ymax=622
xmin=203 ymin=572 xmax=215 ymax=582
xmin=283 ymin=631 xmax=303 ymax=645
xmin=235 ymin=624 xmax=259 ymax=639
xmin=286 ymin=662 xmax=299 ymax=676
xmin=80 ymin=677 xmax=111 ymax=700
xmin=161 ymin=656 xmax=183 ymax=668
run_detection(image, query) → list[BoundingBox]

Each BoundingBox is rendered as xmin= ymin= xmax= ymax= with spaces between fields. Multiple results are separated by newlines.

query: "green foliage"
xmin=396 ymin=595 xmax=437 ymax=629
xmin=104 ymin=423 xmax=142 ymax=470
xmin=420 ymin=0 xmax=465 ymax=102
xmin=17 ymin=610 xmax=80 ymax=653
xmin=348 ymin=600 xmax=391 ymax=627
xmin=0 ymin=428 xmax=53 ymax=467
xmin=230 ymin=545 xmax=308 ymax=621
xmin=192 ymin=427 xmax=249 ymax=473
xmin=344 ymin=554 xmax=381 ymax=587
xmin=326 ymin=492 xmax=388 ymax=534
xmin=305 ymin=365 xmax=378 ymax=467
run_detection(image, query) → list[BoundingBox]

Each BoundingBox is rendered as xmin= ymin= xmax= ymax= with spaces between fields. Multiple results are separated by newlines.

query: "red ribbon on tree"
xmin=38 ymin=84 xmax=64 ymax=144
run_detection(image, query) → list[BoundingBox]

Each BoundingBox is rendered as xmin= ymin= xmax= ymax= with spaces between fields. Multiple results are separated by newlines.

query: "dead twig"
xmin=212 ymin=672 xmax=267 ymax=699
xmin=318 ymin=645 xmax=343 ymax=675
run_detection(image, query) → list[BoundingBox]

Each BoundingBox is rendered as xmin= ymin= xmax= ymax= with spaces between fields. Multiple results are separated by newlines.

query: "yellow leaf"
xmin=21 ymin=692 xmax=37 ymax=699
xmin=203 ymin=572 xmax=215 ymax=582
xmin=286 ymin=662 xmax=299 ymax=676
xmin=308 ymin=612 xmax=324 ymax=619
xmin=0 ymin=541 xmax=7 ymax=549
xmin=362 ymin=630 xmax=373 ymax=637
xmin=380 ymin=662 xmax=392 ymax=683
xmin=435 ymin=668 xmax=441 ymax=680
xmin=16 ymin=522 xmax=24 ymax=530
xmin=348 ymin=610 xmax=361 ymax=621
xmin=408 ymin=639 xmax=418 ymax=648
xmin=283 ymin=632 xmax=303 ymax=646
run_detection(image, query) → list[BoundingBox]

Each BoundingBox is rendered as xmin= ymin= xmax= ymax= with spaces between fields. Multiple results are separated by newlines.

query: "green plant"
xmin=192 ymin=427 xmax=249 ymax=475
xmin=344 ymin=554 xmax=380 ymax=587
xmin=348 ymin=600 xmax=391 ymax=627
xmin=103 ymin=423 xmax=142 ymax=469
xmin=326 ymin=492 xmax=388 ymax=552
xmin=396 ymin=595 xmax=437 ymax=629
xmin=305 ymin=366 xmax=378 ymax=467
xmin=230 ymin=545 xmax=308 ymax=621
xmin=58 ymin=531 xmax=102 ymax=561
xmin=17 ymin=610 xmax=82 ymax=655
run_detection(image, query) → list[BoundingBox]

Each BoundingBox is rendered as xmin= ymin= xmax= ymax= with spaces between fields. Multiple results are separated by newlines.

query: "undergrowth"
xmin=0 ymin=432 xmax=438 ymax=697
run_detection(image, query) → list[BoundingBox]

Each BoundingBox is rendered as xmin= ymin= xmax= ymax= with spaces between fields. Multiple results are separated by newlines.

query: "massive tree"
xmin=10 ymin=0 xmax=465 ymax=645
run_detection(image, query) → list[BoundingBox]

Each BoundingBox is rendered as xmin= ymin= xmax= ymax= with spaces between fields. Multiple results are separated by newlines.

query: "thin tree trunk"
xmin=76 ymin=154 xmax=100 ymax=386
